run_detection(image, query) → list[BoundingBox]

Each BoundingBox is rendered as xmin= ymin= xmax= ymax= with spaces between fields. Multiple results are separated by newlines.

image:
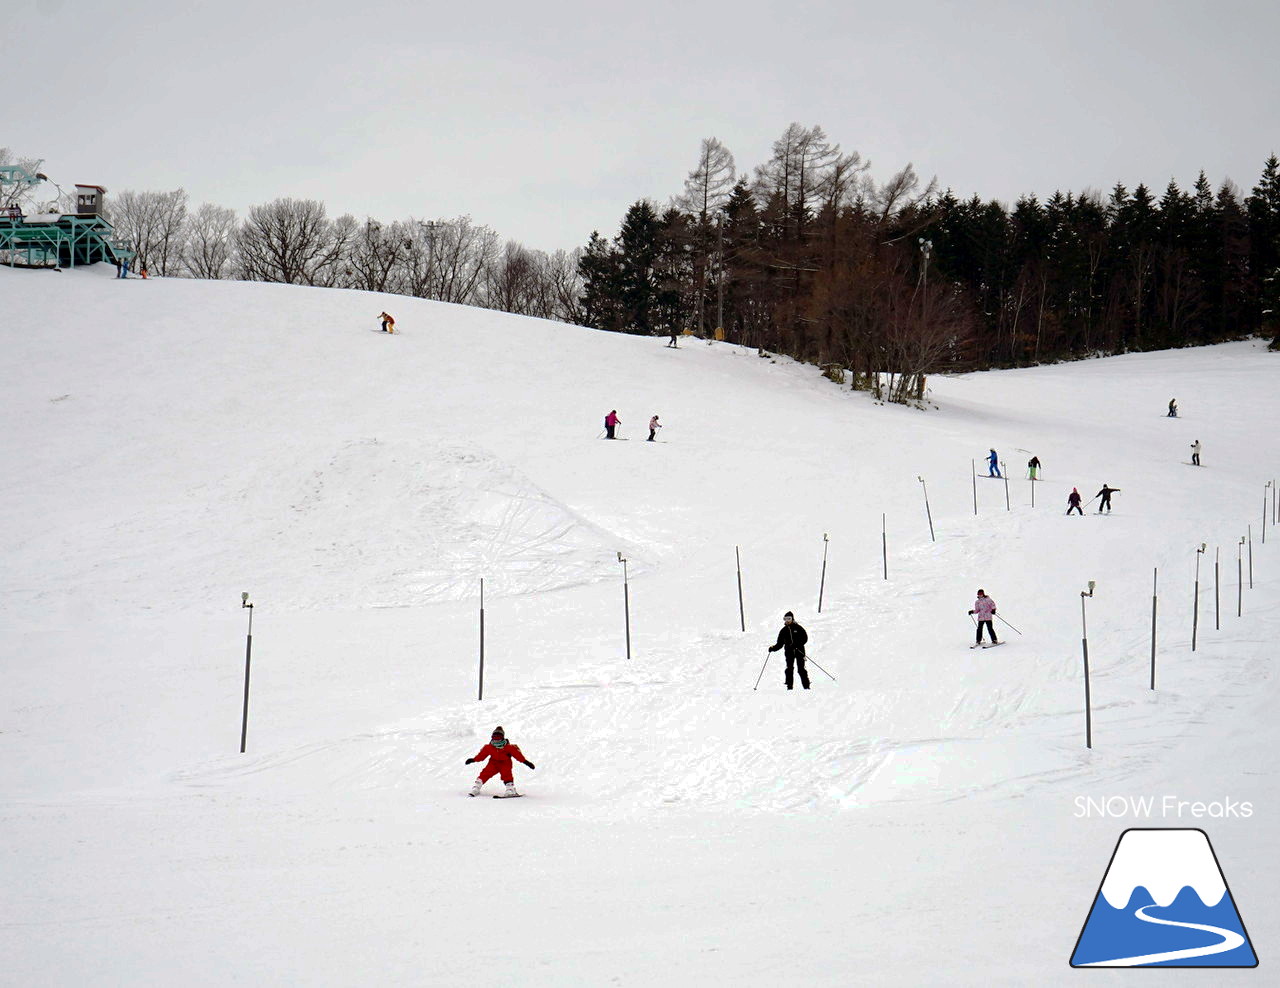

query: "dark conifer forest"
xmin=577 ymin=127 xmax=1280 ymax=402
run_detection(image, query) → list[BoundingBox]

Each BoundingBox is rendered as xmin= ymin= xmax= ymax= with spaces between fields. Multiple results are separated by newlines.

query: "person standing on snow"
xmin=987 ymin=449 xmax=1001 ymax=478
xmin=969 ymin=589 xmax=999 ymax=646
xmin=378 ymin=311 xmax=396 ymax=333
xmin=466 ymin=726 xmax=534 ymax=797
xmin=1168 ymin=398 xmax=1178 ymax=418
xmin=768 ymin=611 xmax=810 ymax=690
xmin=1190 ymin=440 xmax=1201 ymax=466
xmin=604 ymin=410 xmax=622 ymax=439
xmin=648 ymin=414 xmax=662 ymax=441
xmin=1027 ymin=456 xmax=1041 ymax=480
xmin=1067 ymin=488 xmax=1084 ymax=515
xmin=1095 ymin=484 xmax=1121 ymax=513
xmin=667 ymin=328 xmax=679 ymax=348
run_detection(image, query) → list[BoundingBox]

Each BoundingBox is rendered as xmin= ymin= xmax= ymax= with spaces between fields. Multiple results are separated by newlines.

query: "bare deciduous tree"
xmin=678 ymin=138 xmax=736 ymax=222
xmin=345 ymin=218 xmax=412 ymax=293
xmin=237 ymin=198 xmax=344 ymax=285
xmin=869 ymin=163 xmax=938 ymax=222
xmin=183 ymin=202 xmax=238 ymax=279
xmin=110 ymin=189 xmax=189 ymax=274
xmin=396 ymin=216 xmax=498 ymax=305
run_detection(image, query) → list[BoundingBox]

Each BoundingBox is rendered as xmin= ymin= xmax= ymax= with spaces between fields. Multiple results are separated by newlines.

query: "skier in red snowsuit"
xmin=466 ymin=726 xmax=534 ymax=797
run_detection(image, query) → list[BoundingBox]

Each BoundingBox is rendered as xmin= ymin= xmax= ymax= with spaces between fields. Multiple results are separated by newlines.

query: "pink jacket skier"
xmin=604 ymin=410 xmax=621 ymax=439
xmin=968 ymin=589 xmax=999 ymax=645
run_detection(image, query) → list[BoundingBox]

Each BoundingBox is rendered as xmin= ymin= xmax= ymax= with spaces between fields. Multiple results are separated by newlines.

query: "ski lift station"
xmin=0 ymin=163 xmax=133 ymax=269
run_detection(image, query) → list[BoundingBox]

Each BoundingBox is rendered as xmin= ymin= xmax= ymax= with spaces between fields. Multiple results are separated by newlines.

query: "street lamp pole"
xmin=1192 ymin=544 xmax=1205 ymax=651
xmin=618 ymin=552 xmax=631 ymax=661
xmin=918 ymin=476 xmax=935 ymax=542
xmin=1080 ymin=581 xmax=1096 ymax=749
xmin=239 ymin=592 xmax=254 ymax=753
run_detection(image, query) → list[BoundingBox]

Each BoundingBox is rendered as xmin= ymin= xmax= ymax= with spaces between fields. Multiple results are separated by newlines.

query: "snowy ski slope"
xmin=2 ymin=266 xmax=1277 ymax=984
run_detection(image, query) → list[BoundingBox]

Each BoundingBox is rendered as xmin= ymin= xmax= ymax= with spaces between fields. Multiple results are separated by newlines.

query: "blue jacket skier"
xmin=987 ymin=449 xmax=1001 ymax=478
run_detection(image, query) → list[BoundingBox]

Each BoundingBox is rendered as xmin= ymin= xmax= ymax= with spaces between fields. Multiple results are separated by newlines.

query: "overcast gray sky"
xmin=4 ymin=0 xmax=1277 ymax=251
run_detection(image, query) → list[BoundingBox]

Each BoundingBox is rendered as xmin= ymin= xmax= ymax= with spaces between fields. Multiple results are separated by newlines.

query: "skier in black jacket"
xmin=1095 ymin=484 xmax=1121 ymax=513
xmin=768 ymin=611 xmax=810 ymax=690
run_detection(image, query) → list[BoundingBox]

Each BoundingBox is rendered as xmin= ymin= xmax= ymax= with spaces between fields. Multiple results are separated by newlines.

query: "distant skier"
xmin=378 ymin=311 xmax=396 ymax=333
xmin=1027 ymin=456 xmax=1041 ymax=480
xmin=1168 ymin=398 xmax=1178 ymax=418
xmin=1190 ymin=440 xmax=1201 ymax=466
xmin=648 ymin=414 xmax=662 ymax=441
xmin=968 ymin=589 xmax=999 ymax=646
xmin=767 ymin=611 xmax=809 ymax=690
xmin=987 ymin=449 xmax=1001 ymax=478
xmin=1067 ymin=488 xmax=1084 ymax=515
xmin=604 ymin=409 xmax=621 ymax=439
xmin=667 ymin=329 xmax=679 ymax=348
xmin=466 ymin=726 xmax=534 ymax=798
xmin=1095 ymin=484 xmax=1121 ymax=513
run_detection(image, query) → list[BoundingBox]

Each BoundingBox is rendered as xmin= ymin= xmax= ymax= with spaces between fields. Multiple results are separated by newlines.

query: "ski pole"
xmin=804 ymin=654 xmax=837 ymax=683
xmin=995 ymin=613 xmax=1023 ymax=635
xmin=752 ymin=649 xmax=772 ymax=691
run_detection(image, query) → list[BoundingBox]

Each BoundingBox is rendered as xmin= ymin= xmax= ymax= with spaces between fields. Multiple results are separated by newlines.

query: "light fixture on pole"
xmin=918 ymin=476 xmax=935 ymax=542
xmin=1192 ymin=544 xmax=1205 ymax=651
xmin=1150 ymin=568 xmax=1158 ymax=691
xmin=1080 ymin=581 xmax=1096 ymax=749
xmin=239 ymin=592 xmax=254 ymax=753
xmin=817 ymin=533 xmax=830 ymax=612
xmin=617 ymin=552 xmax=631 ymax=661
xmin=1238 ymin=537 xmax=1245 ymax=617
xmin=735 ymin=545 xmax=746 ymax=632
xmin=1215 ymin=545 xmax=1220 ymax=631
xmin=1264 ymin=481 xmax=1272 ymax=544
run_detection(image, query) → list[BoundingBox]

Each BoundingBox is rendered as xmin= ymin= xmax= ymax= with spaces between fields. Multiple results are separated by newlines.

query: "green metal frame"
xmin=0 ymin=163 xmax=44 ymax=187
xmin=0 ymin=214 xmax=134 ymax=269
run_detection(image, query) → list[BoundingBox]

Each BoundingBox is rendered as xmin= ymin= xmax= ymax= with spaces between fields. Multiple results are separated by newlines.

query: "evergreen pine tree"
xmin=577 ymin=231 xmax=623 ymax=332
xmin=1246 ymin=154 xmax=1280 ymax=345
xmin=615 ymin=200 xmax=662 ymax=335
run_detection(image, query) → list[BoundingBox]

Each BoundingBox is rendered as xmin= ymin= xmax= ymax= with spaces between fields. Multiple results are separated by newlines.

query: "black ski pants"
xmin=1068 ymin=504 xmax=1083 ymax=515
xmin=785 ymin=653 xmax=810 ymax=689
xmin=606 ymin=424 xmax=616 ymax=439
xmin=976 ymin=620 xmax=997 ymax=644
xmin=1099 ymin=495 xmax=1112 ymax=512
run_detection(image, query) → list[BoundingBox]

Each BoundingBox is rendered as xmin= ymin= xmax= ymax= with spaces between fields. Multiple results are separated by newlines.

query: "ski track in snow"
xmin=1077 ymin=904 xmax=1245 ymax=966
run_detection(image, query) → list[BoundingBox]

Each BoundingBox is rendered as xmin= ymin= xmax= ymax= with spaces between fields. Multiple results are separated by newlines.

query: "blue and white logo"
xmin=1070 ymin=828 xmax=1257 ymax=968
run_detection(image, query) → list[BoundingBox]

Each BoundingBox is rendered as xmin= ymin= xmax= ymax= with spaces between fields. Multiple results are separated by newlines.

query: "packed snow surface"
xmin=2 ymin=266 xmax=1277 ymax=985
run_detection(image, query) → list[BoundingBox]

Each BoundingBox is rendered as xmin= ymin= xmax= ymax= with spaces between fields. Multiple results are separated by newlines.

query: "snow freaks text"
xmin=1073 ymin=796 xmax=1254 ymax=819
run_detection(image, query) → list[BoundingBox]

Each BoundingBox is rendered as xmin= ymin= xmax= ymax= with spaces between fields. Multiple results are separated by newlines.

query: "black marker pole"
xmin=239 ymin=592 xmax=254 ymax=753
